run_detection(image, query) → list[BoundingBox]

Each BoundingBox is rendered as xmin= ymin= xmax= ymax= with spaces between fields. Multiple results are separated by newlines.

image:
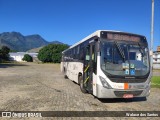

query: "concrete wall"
xmin=153 ymin=63 xmax=160 ymax=69
xmin=9 ymin=52 xmax=38 ymax=62
xmin=10 ymin=55 xmax=24 ymax=62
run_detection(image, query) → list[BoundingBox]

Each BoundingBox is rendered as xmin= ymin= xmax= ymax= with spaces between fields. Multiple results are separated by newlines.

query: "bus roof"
xmin=62 ymin=30 xmax=145 ymax=53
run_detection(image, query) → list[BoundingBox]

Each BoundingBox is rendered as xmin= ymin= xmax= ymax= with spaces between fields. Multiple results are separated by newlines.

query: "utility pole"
xmin=151 ymin=0 xmax=154 ymax=69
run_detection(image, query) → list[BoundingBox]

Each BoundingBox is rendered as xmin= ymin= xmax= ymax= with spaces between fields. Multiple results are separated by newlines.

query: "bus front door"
xmin=83 ymin=42 xmax=95 ymax=93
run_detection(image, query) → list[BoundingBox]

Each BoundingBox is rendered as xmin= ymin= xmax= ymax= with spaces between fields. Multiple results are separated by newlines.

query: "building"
xmin=153 ymin=52 xmax=160 ymax=63
xmin=157 ymin=46 xmax=160 ymax=52
xmin=9 ymin=52 xmax=38 ymax=62
xmin=153 ymin=46 xmax=160 ymax=69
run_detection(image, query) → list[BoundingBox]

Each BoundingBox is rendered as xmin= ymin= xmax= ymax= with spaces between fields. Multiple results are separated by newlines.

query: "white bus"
xmin=61 ymin=30 xmax=151 ymax=98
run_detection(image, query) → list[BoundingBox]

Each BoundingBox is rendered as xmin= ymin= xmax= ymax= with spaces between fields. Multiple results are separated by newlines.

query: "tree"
xmin=1 ymin=46 xmax=10 ymax=54
xmin=38 ymin=44 xmax=69 ymax=63
xmin=22 ymin=54 xmax=33 ymax=62
xmin=0 ymin=46 xmax=10 ymax=61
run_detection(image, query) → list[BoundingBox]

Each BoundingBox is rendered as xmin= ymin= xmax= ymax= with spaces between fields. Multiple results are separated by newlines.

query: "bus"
xmin=61 ymin=30 xmax=151 ymax=98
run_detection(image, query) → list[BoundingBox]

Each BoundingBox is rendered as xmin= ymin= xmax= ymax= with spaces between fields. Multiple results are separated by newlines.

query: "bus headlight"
xmin=99 ymin=76 xmax=112 ymax=89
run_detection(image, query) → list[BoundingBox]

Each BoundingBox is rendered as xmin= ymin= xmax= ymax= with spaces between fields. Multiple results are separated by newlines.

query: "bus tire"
xmin=64 ymin=68 xmax=68 ymax=79
xmin=79 ymin=75 xmax=87 ymax=93
xmin=64 ymin=75 xmax=68 ymax=79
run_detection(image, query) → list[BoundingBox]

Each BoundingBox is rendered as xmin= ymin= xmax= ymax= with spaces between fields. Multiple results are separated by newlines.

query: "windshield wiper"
xmin=114 ymin=41 xmax=125 ymax=61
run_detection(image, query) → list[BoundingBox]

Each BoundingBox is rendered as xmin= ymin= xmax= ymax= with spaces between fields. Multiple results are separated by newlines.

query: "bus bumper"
xmin=96 ymin=84 xmax=150 ymax=98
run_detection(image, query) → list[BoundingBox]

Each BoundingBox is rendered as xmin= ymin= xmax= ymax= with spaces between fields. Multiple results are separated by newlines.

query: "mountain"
xmin=50 ymin=40 xmax=64 ymax=44
xmin=25 ymin=34 xmax=48 ymax=50
xmin=27 ymin=46 xmax=44 ymax=53
xmin=0 ymin=32 xmax=27 ymax=51
xmin=0 ymin=32 xmax=65 ymax=52
xmin=27 ymin=41 xmax=65 ymax=53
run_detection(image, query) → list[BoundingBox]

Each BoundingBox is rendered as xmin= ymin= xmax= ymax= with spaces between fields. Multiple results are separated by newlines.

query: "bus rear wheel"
xmin=64 ymin=68 xmax=68 ymax=79
xmin=79 ymin=75 xmax=87 ymax=93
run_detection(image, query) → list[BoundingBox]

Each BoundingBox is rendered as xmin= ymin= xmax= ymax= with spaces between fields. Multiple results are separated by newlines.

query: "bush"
xmin=38 ymin=44 xmax=69 ymax=63
xmin=22 ymin=54 xmax=33 ymax=62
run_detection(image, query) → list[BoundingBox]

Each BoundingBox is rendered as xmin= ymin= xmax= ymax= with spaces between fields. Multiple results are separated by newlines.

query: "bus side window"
xmin=77 ymin=46 xmax=80 ymax=60
xmin=80 ymin=47 xmax=84 ymax=60
xmin=86 ymin=55 xmax=90 ymax=61
xmin=85 ymin=46 xmax=90 ymax=61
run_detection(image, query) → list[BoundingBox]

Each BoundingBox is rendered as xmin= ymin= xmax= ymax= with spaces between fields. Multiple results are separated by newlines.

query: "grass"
xmin=151 ymin=76 xmax=160 ymax=88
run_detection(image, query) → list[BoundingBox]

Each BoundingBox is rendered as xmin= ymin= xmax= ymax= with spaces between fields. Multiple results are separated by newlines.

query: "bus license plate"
xmin=123 ymin=94 xmax=133 ymax=98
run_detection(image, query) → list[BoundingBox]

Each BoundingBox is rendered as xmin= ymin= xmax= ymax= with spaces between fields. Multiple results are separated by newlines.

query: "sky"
xmin=0 ymin=0 xmax=159 ymax=51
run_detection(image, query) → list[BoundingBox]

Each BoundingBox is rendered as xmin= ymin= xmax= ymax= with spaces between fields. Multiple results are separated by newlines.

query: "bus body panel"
xmin=92 ymin=73 xmax=97 ymax=96
xmin=96 ymin=84 xmax=150 ymax=98
xmin=60 ymin=61 xmax=64 ymax=73
xmin=63 ymin=61 xmax=83 ymax=83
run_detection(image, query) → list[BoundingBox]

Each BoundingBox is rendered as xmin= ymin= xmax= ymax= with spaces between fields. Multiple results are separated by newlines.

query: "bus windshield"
xmin=101 ymin=40 xmax=150 ymax=76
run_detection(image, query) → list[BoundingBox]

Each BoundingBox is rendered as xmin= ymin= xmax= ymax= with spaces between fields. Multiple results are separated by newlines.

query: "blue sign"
xmin=130 ymin=69 xmax=135 ymax=75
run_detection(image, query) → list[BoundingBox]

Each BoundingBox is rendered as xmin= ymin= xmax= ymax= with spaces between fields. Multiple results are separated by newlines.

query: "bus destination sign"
xmin=106 ymin=33 xmax=141 ymax=42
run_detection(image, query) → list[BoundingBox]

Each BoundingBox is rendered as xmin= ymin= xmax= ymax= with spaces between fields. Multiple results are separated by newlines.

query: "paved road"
xmin=0 ymin=63 xmax=160 ymax=120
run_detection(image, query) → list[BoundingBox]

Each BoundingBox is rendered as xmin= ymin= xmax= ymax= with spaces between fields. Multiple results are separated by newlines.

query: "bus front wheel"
xmin=79 ymin=75 xmax=87 ymax=93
